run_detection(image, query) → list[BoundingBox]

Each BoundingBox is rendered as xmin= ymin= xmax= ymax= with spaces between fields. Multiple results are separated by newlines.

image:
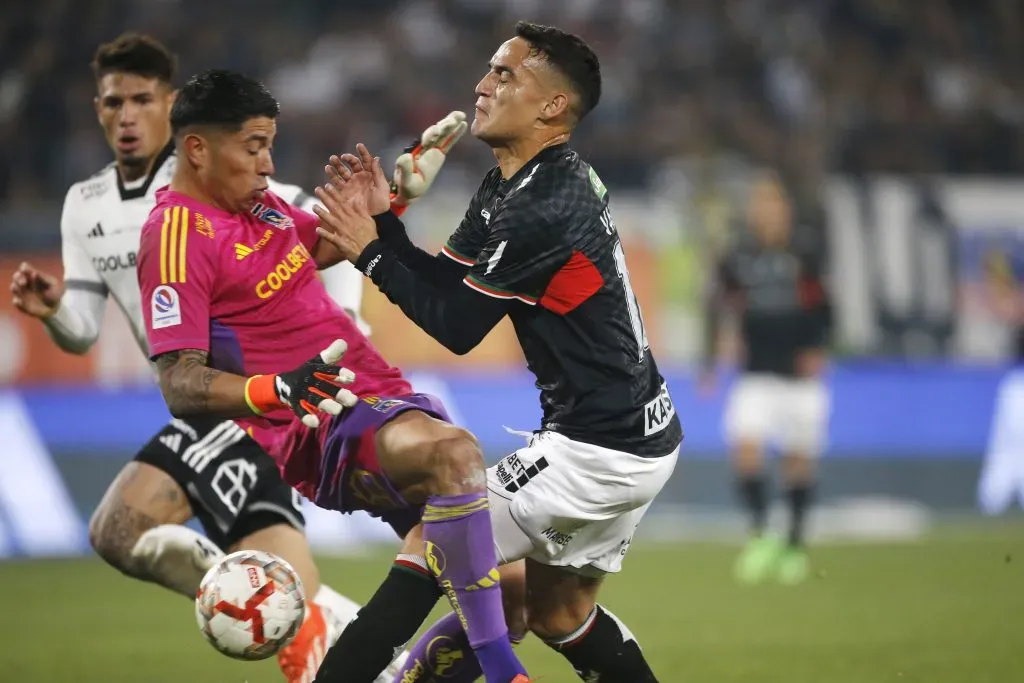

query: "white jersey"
xmin=56 ymin=146 xmax=366 ymax=358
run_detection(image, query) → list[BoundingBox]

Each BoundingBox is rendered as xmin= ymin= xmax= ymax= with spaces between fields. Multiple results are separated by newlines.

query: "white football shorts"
xmin=486 ymin=430 xmax=678 ymax=576
xmin=723 ymin=373 xmax=831 ymax=457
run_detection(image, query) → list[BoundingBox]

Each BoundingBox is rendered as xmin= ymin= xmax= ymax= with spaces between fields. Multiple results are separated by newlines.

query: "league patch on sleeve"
xmin=151 ymin=285 xmax=182 ymax=329
xmin=588 ymin=166 xmax=607 ymax=199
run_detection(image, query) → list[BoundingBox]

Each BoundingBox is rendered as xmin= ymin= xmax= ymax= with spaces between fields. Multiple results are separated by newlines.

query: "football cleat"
xmin=277 ymin=602 xmax=330 ymax=683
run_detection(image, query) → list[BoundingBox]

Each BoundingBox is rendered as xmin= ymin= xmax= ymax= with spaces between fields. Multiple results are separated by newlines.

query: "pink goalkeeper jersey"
xmin=138 ymin=187 xmax=412 ymax=461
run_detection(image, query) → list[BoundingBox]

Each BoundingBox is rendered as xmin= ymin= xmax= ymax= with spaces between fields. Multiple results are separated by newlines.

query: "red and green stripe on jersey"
xmin=443 ymin=241 xmax=605 ymax=315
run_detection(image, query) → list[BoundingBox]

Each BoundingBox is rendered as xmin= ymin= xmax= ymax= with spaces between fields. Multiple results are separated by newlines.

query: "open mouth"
xmin=117 ymin=135 xmax=140 ymax=152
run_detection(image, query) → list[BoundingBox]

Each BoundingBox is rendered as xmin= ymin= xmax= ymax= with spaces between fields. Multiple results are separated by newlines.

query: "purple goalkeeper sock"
xmin=422 ymin=492 xmax=527 ymax=682
xmin=394 ymin=611 xmax=526 ymax=682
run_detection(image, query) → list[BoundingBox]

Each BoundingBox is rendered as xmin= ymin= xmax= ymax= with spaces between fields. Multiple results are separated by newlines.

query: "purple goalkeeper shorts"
xmin=315 ymin=393 xmax=451 ymax=536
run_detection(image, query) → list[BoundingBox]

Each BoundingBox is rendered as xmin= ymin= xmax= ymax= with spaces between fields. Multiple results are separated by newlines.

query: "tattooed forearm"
xmin=155 ymin=349 xmax=220 ymax=415
xmin=154 ymin=349 xmax=252 ymax=418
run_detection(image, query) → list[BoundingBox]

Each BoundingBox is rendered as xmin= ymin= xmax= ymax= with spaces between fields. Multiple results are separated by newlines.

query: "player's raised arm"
xmin=317 ymin=124 xmax=475 ymax=288
xmin=10 ymin=186 xmax=108 ymax=354
xmin=315 ymin=156 xmax=568 ymax=355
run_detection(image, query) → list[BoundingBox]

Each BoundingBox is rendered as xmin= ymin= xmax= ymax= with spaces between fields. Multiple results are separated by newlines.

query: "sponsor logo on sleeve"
xmin=588 ymin=166 xmax=607 ymax=199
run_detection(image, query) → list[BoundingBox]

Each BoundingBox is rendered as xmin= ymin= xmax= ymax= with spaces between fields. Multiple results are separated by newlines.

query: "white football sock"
xmin=130 ymin=524 xmax=223 ymax=597
xmin=312 ymin=584 xmax=361 ymax=635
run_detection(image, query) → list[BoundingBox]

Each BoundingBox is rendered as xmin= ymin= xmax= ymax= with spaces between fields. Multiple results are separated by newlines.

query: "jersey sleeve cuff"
xmin=354 ymin=239 xmax=395 ymax=282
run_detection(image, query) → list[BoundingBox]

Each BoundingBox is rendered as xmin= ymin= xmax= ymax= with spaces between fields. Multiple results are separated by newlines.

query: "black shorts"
xmin=134 ymin=415 xmax=305 ymax=550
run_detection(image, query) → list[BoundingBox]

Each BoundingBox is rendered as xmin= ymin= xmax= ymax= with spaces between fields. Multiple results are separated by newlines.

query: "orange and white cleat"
xmin=277 ymin=603 xmax=334 ymax=683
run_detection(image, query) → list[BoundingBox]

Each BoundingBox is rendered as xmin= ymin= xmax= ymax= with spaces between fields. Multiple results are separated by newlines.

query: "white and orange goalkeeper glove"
xmin=389 ymin=111 xmax=468 ymax=216
xmin=244 ymin=339 xmax=357 ymax=429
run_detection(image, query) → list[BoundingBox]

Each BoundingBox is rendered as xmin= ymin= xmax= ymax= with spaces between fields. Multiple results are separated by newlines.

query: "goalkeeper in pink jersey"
xmin=136 ymin=69 xmax=530 ymax=683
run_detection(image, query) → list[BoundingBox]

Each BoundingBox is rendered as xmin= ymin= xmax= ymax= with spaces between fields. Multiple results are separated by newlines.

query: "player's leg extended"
xmin=775 ymin=377 xmax=830 ymax=585
xmin=89 ymin=461 xmax=219 ymax=596
xmin=315 ymin=409 xmax=527 ymax=683
xmin=229 ymin=522 xmax=388 ymax=683
xmin=397 ymin=432 xmax=676 ymax=682
xmin=232 ymin=519 xmax=408 ymax=683
xmin=216 ymin=445 xmax=402 ymax=683
xmin=725 ymin=375 xmax=781 ymax=583
xmin=391 ymin=558 xmax=529 ymax=683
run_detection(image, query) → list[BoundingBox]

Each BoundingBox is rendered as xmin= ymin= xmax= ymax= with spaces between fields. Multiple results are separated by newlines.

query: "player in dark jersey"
xmin=702 ymin=173 xmax=832 ymax=585
xmin=314 ymin=21 xmax=681 ymax=683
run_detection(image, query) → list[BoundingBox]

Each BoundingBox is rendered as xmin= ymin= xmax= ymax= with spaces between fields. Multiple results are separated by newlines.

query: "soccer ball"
xmin=195 ymin=549 xmax=307 ymax=660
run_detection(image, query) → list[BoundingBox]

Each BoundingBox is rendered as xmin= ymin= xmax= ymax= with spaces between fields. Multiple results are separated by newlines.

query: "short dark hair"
xmin=170 ymin=69 xmax=280 ymax=135
xmin=91 ymin=33 xmax=177 ymax=84
xmin=515 ymin=21 xmax=601 ymax=122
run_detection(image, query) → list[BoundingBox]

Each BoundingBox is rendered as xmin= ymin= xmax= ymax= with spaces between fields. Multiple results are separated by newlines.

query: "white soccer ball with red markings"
xmin=195 ymin=550 xmax=307 ymax=660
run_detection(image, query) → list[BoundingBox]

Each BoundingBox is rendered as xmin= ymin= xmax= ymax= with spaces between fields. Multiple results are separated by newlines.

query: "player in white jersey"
xmin=7 ymin=33 xmax=430 ymax=683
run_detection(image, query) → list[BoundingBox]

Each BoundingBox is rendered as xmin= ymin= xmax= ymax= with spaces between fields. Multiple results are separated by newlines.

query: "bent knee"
xmin=88 ymin=501 xmax=153 ymax=576
xmin=526 ymin=600 xmax=597 ymax=641
xmin=427 ymin=428 xmax=486 ymax=494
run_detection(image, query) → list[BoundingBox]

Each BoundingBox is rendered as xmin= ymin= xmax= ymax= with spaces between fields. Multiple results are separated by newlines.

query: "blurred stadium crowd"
xmin=2 ymin=0 xmax=1023 ymax=216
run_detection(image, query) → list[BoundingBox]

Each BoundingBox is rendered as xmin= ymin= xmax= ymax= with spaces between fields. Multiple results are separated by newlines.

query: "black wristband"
xmin=354 ymin=239 xmax=388 ymax=278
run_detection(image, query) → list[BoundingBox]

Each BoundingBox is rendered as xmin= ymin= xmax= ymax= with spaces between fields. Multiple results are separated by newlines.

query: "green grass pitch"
xmin=3 ymin=524 xmax=1021 ymax=682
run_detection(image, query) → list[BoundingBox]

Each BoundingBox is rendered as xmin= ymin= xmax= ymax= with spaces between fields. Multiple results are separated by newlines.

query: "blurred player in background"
xmin=137 ymin=69 xmax=530 ymax=683
xmin=703 ymin=172 xmax=832 ymax=585
xmin=315 ymin=21 xmax=680 ymax=683
xmin=977 ymin=248 xmax=1024 ymax=514
xmin=7 ymin=33 xmax=400 ymax=683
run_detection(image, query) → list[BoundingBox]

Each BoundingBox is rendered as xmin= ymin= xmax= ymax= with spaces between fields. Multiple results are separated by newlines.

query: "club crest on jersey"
xmin=80 ymin=178 xmax=111 ymax=201
xmin=250 ymin=202 xmax=294 ymax=230
xmin=151 ymin=285 xmax=182 ymax=329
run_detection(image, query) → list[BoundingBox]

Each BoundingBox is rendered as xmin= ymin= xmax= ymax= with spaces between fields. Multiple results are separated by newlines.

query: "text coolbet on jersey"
xmin=137 ymin=188 xmax=410 ymax=494
xmin=61 ymin=143 xmax=345 ymax=360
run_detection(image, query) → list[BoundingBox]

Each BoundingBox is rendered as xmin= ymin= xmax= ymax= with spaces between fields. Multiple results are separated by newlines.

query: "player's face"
xmin=205 ymin=116 xmax=277 ymax=214
xmin=95 ymin=72 xmax=175 ymax=175
xmin=472 ymin=37 xmax=559 ymax=144
xmin=749 ymin=179 xmax=792 ymax=246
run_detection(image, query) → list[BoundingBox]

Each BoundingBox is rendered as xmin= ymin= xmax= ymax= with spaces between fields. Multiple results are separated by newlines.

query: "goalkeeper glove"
xmin=244 ymin=339 xmax=358 ymax=429
xmin=390 ymin=111 xmax=468 ymax=216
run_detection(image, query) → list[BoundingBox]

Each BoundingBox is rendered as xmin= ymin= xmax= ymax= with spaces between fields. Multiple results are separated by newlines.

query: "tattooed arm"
xmin=153 ymin=349 xmax=253 ymax=418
